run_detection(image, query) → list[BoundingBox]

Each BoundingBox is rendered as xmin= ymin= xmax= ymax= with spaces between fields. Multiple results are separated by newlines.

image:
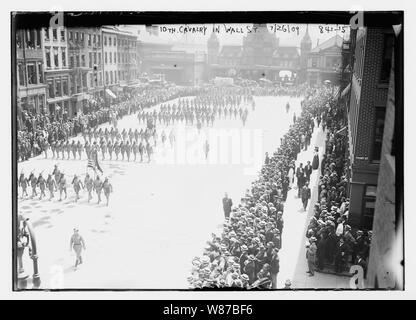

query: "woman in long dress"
xmin=287 ymin=164 xmax=295 ymax=189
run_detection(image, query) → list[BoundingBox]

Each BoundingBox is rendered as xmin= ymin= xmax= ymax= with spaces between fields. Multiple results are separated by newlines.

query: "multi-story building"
xmin=41 ymin=26 xmax=71 ymax=120
xmin=16 ymin=29 xmax=48 ymax=128
xmin=102 ymin=27 xmax=120 ymax=101
xmin=305 ymin=35 xmax=343 ymax=86
xmin=116 ymin=30 xmax=139 ymax=89
xmin=207 ymin=24 xmax=300 ymax=82
xmin=346 ymin=27 xmax=395 ymax=231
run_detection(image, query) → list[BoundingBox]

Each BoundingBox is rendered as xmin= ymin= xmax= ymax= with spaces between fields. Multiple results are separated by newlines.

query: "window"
xmin=45 ymin=47 xmax=51 ymax=68
xmin=94 ymin=52 xmax=97 ymax=65
xmin=114 ymin=37 xmax=116 ymax=46
xmin=89 ymin=53 xmax=92 ymax=68
xmin=114 ymin=72 xmax=117 ymax=83
xmin=118 ymin=53 xmax=120 ymax=63
xmin=93 ymin=34 xmax=96 ymax=45
xmin=114 ymin=53 xmax=117 ymax=64
xmin=62 ymin=77 xmax=68 ymax=96
xmin=61 ymin=48 xmax=67 ymax=67
xmin=98 ymin=52 xmax=101 ymax=65
xmin=312 ymin=57 xmax=318 ymax=68
xmin=110 ymin=71 xmax=113 ymax=84
xmin=380 ymin=33 xmax=394 ymax=82
xmin=105 ymin=52 xmax=107 ymax=64
xmin=53 ymin=47 xmax=59 ymax=67
xmin=372 ymin=107 xmax=386 ymax=162
xmin=90 ymin=74 xmax=93 ymax=87
xmin=363 ymin=185 xmax=377 ymax=230
xmin=88 ymin=34 xmax=92 ymax=46
xmin=44 ymin=28 xmax=50 ymax=41
xmin=36 ymin=30 xmax=41 ymax=48
xmin=99 ymin=72 xmax=102 ymax=86
xmin=81 ymin=54 xmax=86 ymax=67
xmin=55 ymin=78 xmax=62 ymax=97
xmin=52 ymin=28 xmax=58 ymax=41
xmin=104 ymin=36 xmax=107 ymax=46
xmin=105 ymin=71 xmax=108 ymax=85
xmin=60 ymin=30 xmax=65 ymax=41
xmin=82 ymin=73 xmax=87 ymax=89
xmin=69 ymin=31 xmax=73 ymax=41
xmin=69 ymin=55 xmax=74 ymax=68
xmin=47 ymin=79 xmax=54 ymax=98
xmin=97 ymin=35 xmax=101 ymax=46
xmin=109 ymin=52 xmax=112 ymax=64
xmin=26 ymin=67 xmax=35 ymax=88
xmin=76 ymin=54 xmax=80 ymax=67
xmin=80 ymin=33 xmax=84 ymax=43
xmin=75 ymin=32 xmax=79 ymax=41
xmin=37 ymin=62 xmax=43 ymax=84
xmin=18 ymin=63 xmax=25 ymax=86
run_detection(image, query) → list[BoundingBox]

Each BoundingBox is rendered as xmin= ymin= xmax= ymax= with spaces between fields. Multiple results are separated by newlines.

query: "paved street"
xmin=19 ymin=95 xmax=305 ymax=289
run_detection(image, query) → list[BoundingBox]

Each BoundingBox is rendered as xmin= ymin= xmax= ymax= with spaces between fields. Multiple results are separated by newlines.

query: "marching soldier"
xmin=125 ymin=141 xmax=131 ymax=162
xmin=71 ymin=174 xmax=84 ymax=202
xmin=52 ymin=164 xmax=60 ymax=185
xmin=46 ymin=173 xmax=56 ymax=200
xmin=138 ymin=140 xmax=144 ymax=162
xmin=161 ymin=130 xmax=167 ymax=146
xmin=132 ymin=140 xmax=139 ymax=161
xmin=42 ymin=139 xmax=49 ymax=159
xmin=204 ymin=139 xmax=210 ymax=160
xmin=107 ymin=140 xmax=113 ymax=160
xmin=51 ymin=140 xmax=56 ymax=159
xmin=18 ymin=171 xmax=28 ymax=199
xmin=169 ymin=130 xmax=175 ymax=147
xmin=37 ymin=172 xmax=46 ymax=200
xmin=100 ymin=140 xmax=107 ymax=161
xmin=84 ymin=141 xmax=91 ymax=159
xmin=29 ymin=171 xmax=37 ymax=198
xmin=71 ymin=141 xmax=77 ymax=160
xmin=84 ymin=173 xmax=94 ymax=202
xmin=65 ymin=140 xmax=71 ymax=160
xmin=102 ymin=177 xmax=113 ymax=206
xmin=55 ymin=141 xmax=62 ymax=159
xmin=120 ymin=141 xmax=125 ymax=161
xmin=93 ymin=175 xmax=103 ymax=204
xmin=146 ymin=142 xmax=152 ymax=163
xmin=114 ymin=141 xmax=120 ymax=161
xmin=69 ymin=228 xmax=86 ymax=270
xmin=58 ymin=172 xmax=67 ymax=201
xmin=77 ymin=141 xmax=83 ymax=160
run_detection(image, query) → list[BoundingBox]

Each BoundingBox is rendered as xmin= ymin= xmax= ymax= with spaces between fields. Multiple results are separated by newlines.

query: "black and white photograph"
xmin=6 ymin=6 xmax=407 ymax=297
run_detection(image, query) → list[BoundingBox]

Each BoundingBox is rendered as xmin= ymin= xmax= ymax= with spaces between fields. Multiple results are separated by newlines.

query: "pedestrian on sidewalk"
xmin=304 ymin=161 xmax=313 ymax=181
xmin=301 ymin=182 xmax=311 ymax=211
xmin=70 ymin=228 xmax=86 ymax=270
xmin=269 ymin=248 xmax=280 ymax=289
xmin=312 ymin=147 xmax=320 ymax=170
xmin=306 ymin=237 xmax=317 ymax=276
xmin=222 ymin=193 xmax=233 ymax=219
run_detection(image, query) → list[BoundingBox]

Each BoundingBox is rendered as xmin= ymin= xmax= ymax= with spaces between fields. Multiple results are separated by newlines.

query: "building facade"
xmin=41 ymin=26 xmax=71 ymax=120
xmin=305 ymin=35 xmax=343 ymax=86
xmin=16 ymin=29 xmax=48 ymax=129
xmin=207 ymin=24 xmax=300 ymax=82
xmin=347 ymin=27 xmax=395 ymax=230
xmin=102 ymin=27 xmax=120 ymax=101
xmin=116 ymin=30 xmax=139 ymax=89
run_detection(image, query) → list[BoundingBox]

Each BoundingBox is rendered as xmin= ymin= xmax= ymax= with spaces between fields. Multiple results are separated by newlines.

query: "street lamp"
xmin=17 ymin=215 xmax=41 ymax=289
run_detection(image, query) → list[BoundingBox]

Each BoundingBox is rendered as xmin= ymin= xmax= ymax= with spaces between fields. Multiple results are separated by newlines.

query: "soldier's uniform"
xmin=100 ymin=141 xmax=107 ymax=161
xmin=58 ymin=173 xmax=67 ymax=201
xmin=84 ymin=174 xmax=94 ymax=202
xmin=71 ymin=141 xmax=77 ymax=159
xmin=65 ymin=141 xmax=71 ymax=159
xmin=46 ymin=174 xmax=56 ymax=200
xmin=77 ymin=141 xmax=83 ymax=159
xmin=72 ymin=175 xmax=84 ymax=202
xmin=120 ymin=141 xmax=125 ymax=161
xmin=18 ymin=173 xmax=28 ymax=198
xmin=125 ymin=141 xmax=131 ymax=161
xmin=93 ymin=177 xmax=103 ymax=204
xmin=37 ymin=174 xmax=46 ymax=200
xmin=51 ymin=141 xmax=56 ymax=159
xmin=102 ymin=178 xmax=113 ymax=206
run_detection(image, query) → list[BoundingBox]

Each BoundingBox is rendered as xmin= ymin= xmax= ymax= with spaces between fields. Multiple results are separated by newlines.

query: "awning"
xmin=105 ymin=88 xmax=117 ymax=99
xmin=341 ymin=83 xmax=351 ymax=98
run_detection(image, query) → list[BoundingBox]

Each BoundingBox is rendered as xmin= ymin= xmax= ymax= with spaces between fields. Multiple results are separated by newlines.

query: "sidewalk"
xmin=277 ymin=121 xmax=351 ymax=289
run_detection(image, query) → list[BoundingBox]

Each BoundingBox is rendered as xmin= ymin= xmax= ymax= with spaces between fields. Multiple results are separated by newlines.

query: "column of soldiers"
xmin=137 ymin=94 xmax=252 ymax=129
xmin=18 ymin=165 xmax=113 ymax=206
xmin=47 ymin=126 xmax=168 ymax=163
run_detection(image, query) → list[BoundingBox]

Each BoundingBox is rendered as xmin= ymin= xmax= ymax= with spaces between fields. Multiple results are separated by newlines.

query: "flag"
xmin=87 ymin=149 xmax=103 ymax=174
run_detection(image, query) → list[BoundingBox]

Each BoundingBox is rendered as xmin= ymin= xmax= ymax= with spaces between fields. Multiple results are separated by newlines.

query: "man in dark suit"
xmin=296 ymin=164 xmax=305 ymax=198
xmin=301 ymin=182 xmax=311 ymax=211
xmin=304 ymin=161 xmax=313 ymax=181
xmin=222 ymin=192 xmax=233 ymax=219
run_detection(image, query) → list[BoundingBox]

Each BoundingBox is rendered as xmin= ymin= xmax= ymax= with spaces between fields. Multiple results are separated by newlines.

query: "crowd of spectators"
xmin=188 ymin=86 xmax=334 ymax=289
xmin=305 ymin=96 xmax=371 ymax=277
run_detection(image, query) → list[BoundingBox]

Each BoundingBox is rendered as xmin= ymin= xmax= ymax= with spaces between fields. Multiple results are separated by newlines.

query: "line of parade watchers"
xmin=305 ymin=98 xmax=371 ymax=278
xmin=189 ymin=86 xmax=333 ymax=289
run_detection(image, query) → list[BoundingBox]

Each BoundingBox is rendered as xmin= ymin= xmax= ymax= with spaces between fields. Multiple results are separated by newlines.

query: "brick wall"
xmin=366 ymin=49 xmax=402 ymax=289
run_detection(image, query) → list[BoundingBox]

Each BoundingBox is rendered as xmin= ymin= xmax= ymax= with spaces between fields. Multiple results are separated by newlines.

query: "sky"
xmin=119 ymin=23 xmax=350 ymax=52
